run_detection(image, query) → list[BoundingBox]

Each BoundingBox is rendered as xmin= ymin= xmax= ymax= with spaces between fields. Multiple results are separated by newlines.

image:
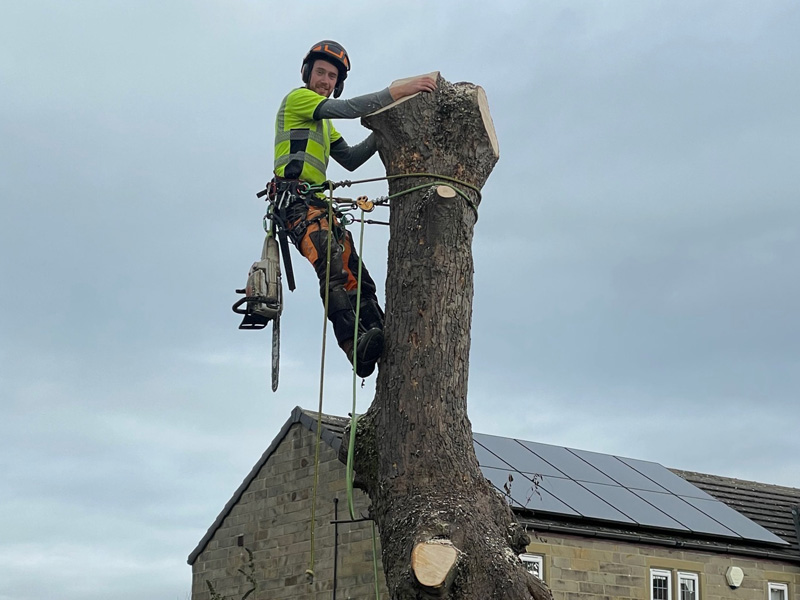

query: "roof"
xmin=673 ymin=469 xmax=800 ymax=558
xmin=188 ymin=407 xmax=800 ymax=565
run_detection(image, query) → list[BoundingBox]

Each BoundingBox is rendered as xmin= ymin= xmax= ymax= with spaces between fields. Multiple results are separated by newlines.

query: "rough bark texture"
xmin=348 ymin=76 xmax=553 ymax=600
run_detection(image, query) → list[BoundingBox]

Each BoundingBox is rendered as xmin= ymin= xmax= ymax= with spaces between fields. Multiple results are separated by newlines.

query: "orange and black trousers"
xmin=284 ymin=198 xmax=383 ymax=348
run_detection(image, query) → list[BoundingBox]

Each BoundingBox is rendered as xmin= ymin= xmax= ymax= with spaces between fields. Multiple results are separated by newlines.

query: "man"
xmin=272 ymin=40 xmax=436 ymax=377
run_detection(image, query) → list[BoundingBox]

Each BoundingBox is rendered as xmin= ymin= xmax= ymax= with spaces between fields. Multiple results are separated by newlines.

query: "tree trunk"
xmin=348 ymin=75 xmax=553 ymax=600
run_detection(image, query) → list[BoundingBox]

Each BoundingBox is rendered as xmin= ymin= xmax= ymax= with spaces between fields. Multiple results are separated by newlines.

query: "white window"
xmin=519 ymin=553 xmax=543 ymax=580
xmin=678 ymin=571 xmax=699 ymax=600
xmin=651 ymin=569 xmax=672 ymax=600
xmin=768 ymin=582 xmax=788 ymax=600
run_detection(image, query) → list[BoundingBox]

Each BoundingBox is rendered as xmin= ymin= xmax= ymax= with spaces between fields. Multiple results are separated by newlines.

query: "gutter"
xmin=525 ymin=521 xmax=800 ymax=564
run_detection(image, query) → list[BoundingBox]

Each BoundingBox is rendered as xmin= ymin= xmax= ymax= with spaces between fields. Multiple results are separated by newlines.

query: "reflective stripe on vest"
xmin=274 ymin=93 xmax=332 ymax=184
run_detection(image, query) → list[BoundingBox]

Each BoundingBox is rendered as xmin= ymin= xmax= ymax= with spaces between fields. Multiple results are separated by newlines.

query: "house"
xmin=188 ymin=407 xmax=800 ymax=599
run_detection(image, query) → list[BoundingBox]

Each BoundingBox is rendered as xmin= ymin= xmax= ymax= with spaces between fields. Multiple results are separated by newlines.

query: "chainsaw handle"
xmin=232 ymin=296 xmax=249 ymax=315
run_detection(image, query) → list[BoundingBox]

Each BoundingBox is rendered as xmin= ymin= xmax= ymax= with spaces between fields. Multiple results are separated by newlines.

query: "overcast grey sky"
xmin=2 ymin=1 xmax=799 ymax=599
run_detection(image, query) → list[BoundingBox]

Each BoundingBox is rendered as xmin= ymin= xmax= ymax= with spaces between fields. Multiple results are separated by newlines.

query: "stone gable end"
xmin=190 ymin=423 xmax=385 ymax=600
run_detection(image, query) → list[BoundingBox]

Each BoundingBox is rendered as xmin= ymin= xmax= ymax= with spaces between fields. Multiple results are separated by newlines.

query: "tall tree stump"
xmin=348 ymin=75 xmax=553 ymax=600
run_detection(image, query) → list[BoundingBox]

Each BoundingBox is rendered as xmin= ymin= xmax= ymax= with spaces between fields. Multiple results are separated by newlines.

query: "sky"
xmin=2 ymin=1 xmax=799 ymax=599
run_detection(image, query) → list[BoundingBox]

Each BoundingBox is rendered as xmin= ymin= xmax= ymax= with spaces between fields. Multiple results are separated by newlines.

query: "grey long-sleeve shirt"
xmin=314 ymin=88 xmax=394 ymax=171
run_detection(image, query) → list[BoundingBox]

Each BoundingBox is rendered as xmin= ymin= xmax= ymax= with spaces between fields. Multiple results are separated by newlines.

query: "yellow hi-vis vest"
xmin=274 ymin=87 xmax=342 ymax=185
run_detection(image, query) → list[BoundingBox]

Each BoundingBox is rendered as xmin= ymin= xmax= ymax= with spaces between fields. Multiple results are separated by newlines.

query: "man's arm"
xmin=314 ymin=89 xmax=394 ymax=119
xmin=387 ymin=73 xmax=438 ymax=101
xmin=313 ymin=74 xmax=438 ymax=119
xmin=329 ymin=135 xmax=377 ymax=172
xmin=323 ymin=74 xmax=438 ymax=171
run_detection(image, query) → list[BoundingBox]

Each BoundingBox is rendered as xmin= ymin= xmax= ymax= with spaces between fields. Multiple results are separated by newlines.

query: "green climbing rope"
xmin=307 ymin=187 xmax=336 ymax=582
xmin=346 ymin=207 xmax=366 ymax=522
xmin=371 ymin=521 xmax=381 ymax=599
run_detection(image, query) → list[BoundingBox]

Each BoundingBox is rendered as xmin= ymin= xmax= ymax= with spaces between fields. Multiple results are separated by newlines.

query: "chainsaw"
xmin=232 ymin=232 xmax=283 ymax=392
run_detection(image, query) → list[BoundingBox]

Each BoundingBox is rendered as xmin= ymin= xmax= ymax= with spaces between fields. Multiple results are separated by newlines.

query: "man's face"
xmin=307 ymin=59 xmax=339 ymax=98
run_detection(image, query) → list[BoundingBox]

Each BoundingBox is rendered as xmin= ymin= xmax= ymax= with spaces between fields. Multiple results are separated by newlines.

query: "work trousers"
xmin=285 ymin=201 xmax=380 ymax=346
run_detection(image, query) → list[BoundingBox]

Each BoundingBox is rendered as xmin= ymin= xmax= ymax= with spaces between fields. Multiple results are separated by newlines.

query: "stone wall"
xmin=190 ymin=423 xmax=385 ymax=600
xmin=524 ymin=532 xmax=798 ymax=600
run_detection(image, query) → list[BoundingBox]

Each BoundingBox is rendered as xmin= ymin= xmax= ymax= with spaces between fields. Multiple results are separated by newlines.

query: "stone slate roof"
xmin=188 ymin=407 xmax=800 ymax=565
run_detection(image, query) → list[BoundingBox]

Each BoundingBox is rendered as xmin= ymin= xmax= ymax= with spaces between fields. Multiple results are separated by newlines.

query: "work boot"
xmin=340 ymin=328 xmax=384 ymax=378
xmin=349 ymin=295 xmax=385 ymax=332
xmin=355 ymin=327 xmax=384 ymax=377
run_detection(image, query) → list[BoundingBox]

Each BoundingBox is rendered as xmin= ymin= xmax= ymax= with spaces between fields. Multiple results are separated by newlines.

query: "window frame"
xmin=677 ymin=571 xmax=699 ymax=600
xmin=650 ymin=568 xmax=673 ymax=600
xmin=519 ymin=553 xmax=544 ymax=580
xmin=768 ymin=582 xmax=788 ymax=600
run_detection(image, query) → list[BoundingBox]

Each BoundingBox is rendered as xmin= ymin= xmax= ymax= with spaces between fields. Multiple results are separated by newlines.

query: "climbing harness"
xmin=233 ymin=172 xmax=480 ymax=394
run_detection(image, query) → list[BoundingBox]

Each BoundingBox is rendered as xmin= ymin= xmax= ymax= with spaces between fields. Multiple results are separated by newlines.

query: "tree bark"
xmin=348 ymin=75 xmax=553 ymax=600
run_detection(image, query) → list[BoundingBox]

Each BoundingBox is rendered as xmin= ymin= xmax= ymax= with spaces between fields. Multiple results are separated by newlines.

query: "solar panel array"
xmin=474 ymin=433 xmax=787 ymax=546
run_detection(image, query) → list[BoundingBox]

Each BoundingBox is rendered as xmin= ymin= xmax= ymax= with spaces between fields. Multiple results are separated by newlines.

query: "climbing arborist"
xmin=268 ymin=40 xmax=436 ymax=377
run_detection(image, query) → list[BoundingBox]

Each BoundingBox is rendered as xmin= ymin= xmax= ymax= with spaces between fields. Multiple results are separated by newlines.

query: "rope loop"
xmin=304 ymin=172 xmax=482 ymax=222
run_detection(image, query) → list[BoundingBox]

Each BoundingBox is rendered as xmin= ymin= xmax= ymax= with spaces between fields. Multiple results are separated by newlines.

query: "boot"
xmin=339 ymin=328 xmax=384 ymax=378
xmin=357 ymin=296 xmax=385 ymax=332
xmin=354 ymin=327 xmax=384 ymax=377
xmin=350 ymin=295 xmax=384 ymax=377
xmin=328 ymin=287 xmax=357 ymax=344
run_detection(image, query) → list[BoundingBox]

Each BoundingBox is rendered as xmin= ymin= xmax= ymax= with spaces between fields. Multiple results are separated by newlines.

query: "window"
xmin=678 ymin=571 xmax=699 ymax=600
xmin=651 ymin=569 xmax=702 ymax=600
xmin=651 ymin=569 xmax=672 ymax=600
xmin=768 ymin=582 xmax=788 ymax=600
xmin=519 ymin=553 xmax=543 ymax=580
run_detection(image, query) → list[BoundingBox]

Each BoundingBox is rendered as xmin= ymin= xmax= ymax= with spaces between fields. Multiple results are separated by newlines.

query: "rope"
xmin=371 ymin=521 xmax=381 ymax=599
xmin=307 ymin=186 xmax=336 ymax=582
xmin=346 ymin=207 xmax=367 ymax=521
xmin=386 ymin=180 xmax=479 ymax=222
xmin=342 ymin=207 xmax=382 ymax=598
xmin=309 ymin=172 xmax=483 ymax=222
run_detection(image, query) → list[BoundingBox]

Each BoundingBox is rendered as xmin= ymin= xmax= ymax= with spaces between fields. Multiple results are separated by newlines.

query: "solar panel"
xmin=517 ymin=440 xmax=617 ymax=485
xmin=474 ymin=433 xmax=786 ymax=547
xmin=582 ymin=482 xmax=690 ymax=531
xmin=570 ymin=448 xmax=670 ymax=492
xmin=480 ymin=466 xmax=580 ymax=515
xmin=681 ymin=496 xmax=788 ymax=545
xmin=474 ymin=433 xmax=566 ymax=477
xmin=538 ymin=476 xmax=635 ymax=523
xmin=617 ymin=456 xmax=716 ymax=500
xmin=632 ymin=490 xmax=739 ymax=538
xmin=473 ymin=440 xmax=512 ymax=470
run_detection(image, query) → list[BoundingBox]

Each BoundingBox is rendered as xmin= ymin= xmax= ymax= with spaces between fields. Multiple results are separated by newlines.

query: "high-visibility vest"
xmin=274 ymin=87 xmax=341 ymax=184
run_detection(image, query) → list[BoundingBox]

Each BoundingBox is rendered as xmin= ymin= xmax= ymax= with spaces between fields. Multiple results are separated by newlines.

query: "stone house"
xmin=188 ymin=407 xmax=800 ymax=600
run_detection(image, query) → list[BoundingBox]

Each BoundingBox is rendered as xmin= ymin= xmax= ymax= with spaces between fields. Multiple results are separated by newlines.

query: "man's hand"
xmin=389 ymin=74 xmax=438 ymax=101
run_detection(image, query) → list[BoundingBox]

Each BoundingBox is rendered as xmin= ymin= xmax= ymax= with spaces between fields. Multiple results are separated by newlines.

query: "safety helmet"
xmin=301 ymin=40 xmax=350 ymax=98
